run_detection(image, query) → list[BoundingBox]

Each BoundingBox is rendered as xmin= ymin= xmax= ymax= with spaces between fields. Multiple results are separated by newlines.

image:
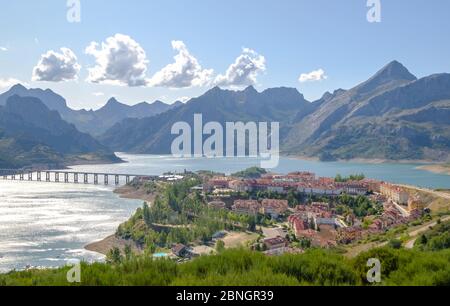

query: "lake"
xmin=0 ymin=153 xmax=449 ymax=273
xmin=72 ymin=153 xmax=450 ymax=189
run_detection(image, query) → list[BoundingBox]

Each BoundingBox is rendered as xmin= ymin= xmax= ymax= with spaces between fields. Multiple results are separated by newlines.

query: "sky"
xmin=0 ymin=0 xmax=450 ymax=110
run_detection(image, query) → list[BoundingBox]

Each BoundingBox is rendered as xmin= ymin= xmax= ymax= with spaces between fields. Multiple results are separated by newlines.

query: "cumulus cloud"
xmin=85 ymin=34 xmax=149 ymax=87
xmin=32 ymin=48 xmax=81 ymax=82
xmin=149 ymin=41 xmax=213 ymax=88
xmin=214 ymin=48 xmax=266 ymax=88
xmin=299 ymin=69 xmax=328 ymax=83
xmin=0 ymin=78 xmax=26 ymax=89
xmin=0 ymin=47 xmax=7 ymax=52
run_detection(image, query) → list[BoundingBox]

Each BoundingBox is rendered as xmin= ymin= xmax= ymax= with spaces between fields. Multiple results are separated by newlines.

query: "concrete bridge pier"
xmin=0 ymin=170 xmax=146 ymax=186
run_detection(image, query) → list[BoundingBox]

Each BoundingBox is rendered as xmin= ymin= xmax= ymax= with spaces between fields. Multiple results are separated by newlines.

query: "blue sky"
xmin=0 ymin=0 xmax=450 ymax=110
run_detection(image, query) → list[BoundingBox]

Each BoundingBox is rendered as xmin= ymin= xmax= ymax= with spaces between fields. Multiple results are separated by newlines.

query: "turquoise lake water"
xmin=71 ymin=154 xmax=450 ymax=189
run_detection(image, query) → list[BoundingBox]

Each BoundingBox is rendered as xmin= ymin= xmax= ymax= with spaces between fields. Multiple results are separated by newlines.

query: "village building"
xmin=263 ymin=236 xmax=288 ymax=250
xmin=172 ymin=244 xmax=190 ymax=258
xmin=342 ymin=183 xmax=369 ymax=195
xmin=315 ymin=217 xmax=338 ymax=228
xmin=232 ymin=200 xmax=261 ymax=216
xmin=229 ymin=180 xmax=252 ymax=193
xmin=288 ymin=214 xmax=310 ymax=237
xmin=297 ymin=183 xmax=343 ymax=196
xmin=311 ymin=202 xmax=330 ymax=211
xmin=205 ymin=176 xmax=233 ymax=192
xmin=261 ymin=199 xmax=289 ymax=219
xmin=380 ymin=184 xmax=410 ymax=205
xmin=362 ymin=179 xmax=383 ymax=193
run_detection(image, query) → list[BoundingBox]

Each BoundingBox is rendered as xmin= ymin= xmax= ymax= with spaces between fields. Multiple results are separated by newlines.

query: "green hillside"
xmin=1 ymin=247 xmax=449 ymax=286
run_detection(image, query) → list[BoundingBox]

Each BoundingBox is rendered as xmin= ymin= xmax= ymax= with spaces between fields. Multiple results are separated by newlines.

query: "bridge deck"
xmin=0 ymin=169 xmax=159 ymax=185
xmin=0 ymin=169 xmax=156 ymax=177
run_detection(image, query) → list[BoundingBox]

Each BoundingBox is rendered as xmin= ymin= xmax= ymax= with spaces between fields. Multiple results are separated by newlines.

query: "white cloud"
xmin=0 ymin=78 xmax=26 ymax=89
xmin=215 ymin=48 xmax=266 ymax=88
xmin=85 ymin=34 xmax=149 ymax=87
xmin=92 ymin=92 xmax=105 ymax=97
xmin=299 ymin=69 xmax=328 ymax=83
xmin=0 ymin=47 xmax=7 ymax=52
xmin=148 ymin=41 xmax=213 ymax=88
xmin=32 ymin=48 xmax=81 ymax=82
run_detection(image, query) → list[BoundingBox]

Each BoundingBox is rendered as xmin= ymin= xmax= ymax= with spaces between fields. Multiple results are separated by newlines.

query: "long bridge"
xmin=0 ymin=169 xmax=157 ymax=186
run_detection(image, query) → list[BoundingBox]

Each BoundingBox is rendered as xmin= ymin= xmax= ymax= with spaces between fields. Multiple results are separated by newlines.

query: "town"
xmin=126 ymin=168 xmax=428 ymax=261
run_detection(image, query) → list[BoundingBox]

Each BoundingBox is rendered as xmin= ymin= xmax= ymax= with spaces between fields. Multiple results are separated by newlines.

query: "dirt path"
xmin=346 ymin=215 xmax=450 ymax=256
xmin=403 ymin=215 xmax=450 ymax=249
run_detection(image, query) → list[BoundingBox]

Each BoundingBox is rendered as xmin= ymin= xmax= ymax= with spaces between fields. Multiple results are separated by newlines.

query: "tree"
xmin=107 ymin=247 xmax=123 ymax=264
xmin=143 ymin=203 xmax=151 ymax=225
xmin=388 ymin=239 xmax=402 ymax=249
xmin=287 ymin=190 xmax=299 ymax=208
xmin=299 ymin=238 xmax=312 ymax=249
xmin=216 ymin=240 xmax=225 ymax=253
xmin=248 ymin=218 xmax=257 ymax=232
xmin=309 ymin=219 xmax=316 ymax=231
xmin=419 ymin=234 xmax=428 ymax=246
xmin=147 ymin=242 xmax=157 ymax=254
xmin=124 ymin=244 xmax=133 ymax=260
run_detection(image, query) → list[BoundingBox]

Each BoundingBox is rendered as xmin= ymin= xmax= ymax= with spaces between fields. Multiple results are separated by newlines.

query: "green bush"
xmin=1 ymin=248 xmax=449 ymax=286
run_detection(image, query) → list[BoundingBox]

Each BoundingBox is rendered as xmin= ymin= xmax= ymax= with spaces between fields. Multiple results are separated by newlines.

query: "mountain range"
xmin=100 ymin=61 xmax=450 ymax=162
xmin=0 ymin=84 xmax=183 ymax=136
xmin=1 ymin=60 xmax=450 ymax=168
xmin=0 ymin=95 xmax=119 ymax=169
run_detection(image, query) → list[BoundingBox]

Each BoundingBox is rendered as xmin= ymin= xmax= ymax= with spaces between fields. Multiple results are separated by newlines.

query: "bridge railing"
xmin=0 ymin=169 xmax=157 ymax=186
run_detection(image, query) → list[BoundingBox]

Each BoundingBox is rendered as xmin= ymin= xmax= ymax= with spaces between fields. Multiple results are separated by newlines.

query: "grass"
xmin=1 ymin=247 xmax=449 ymax=286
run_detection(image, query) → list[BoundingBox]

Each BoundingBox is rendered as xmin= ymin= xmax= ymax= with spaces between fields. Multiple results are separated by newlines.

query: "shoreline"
xmin=84 ymin=184 xmax=155 ymax=255
xmin=416 ymin=164 xmax=450 ymax=176
xmin=85 ymin=234 xmax=143 ymax=256
xmin=286 ymin=154 xmax=441 ymax=165
xmin=287 ymin=154 xmax=450 ymax=177
xmin=82 ymin=156 xmax=450 ymax=255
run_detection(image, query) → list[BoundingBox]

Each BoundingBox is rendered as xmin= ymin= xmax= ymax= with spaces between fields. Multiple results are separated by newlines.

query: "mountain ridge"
xmin=100 ymin=60 xmax=450 ymax=162
xmin=0 ymin=95 xmax=119 ymax=169
xmin=0 ymin=85 xmax=182 ymax=136
xmin=3 ymin=60 xmax=449 ymax=163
